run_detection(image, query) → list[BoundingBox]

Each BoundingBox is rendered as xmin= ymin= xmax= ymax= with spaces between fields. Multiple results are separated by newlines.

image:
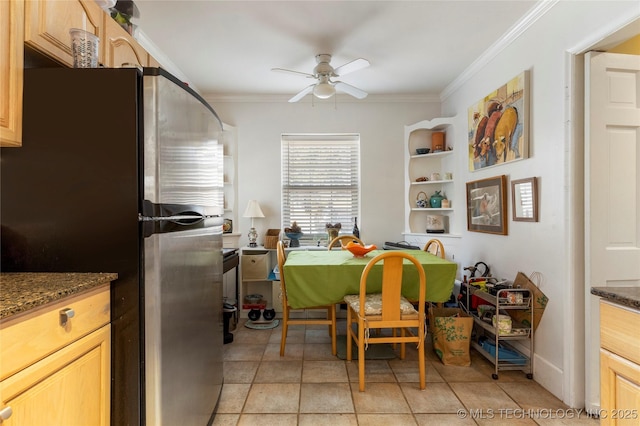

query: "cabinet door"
xmin=24 ymin=0 xmax=103 ymax=67
xmin=600 ymin=349 xmax=640 ymax=426
xmin=0 ymin=0 xmax=24 ymax=147
xmin=103 ymin=15 xmax=148 ymax=68
xmin=0 ymin=325 xmax=111 ymax=426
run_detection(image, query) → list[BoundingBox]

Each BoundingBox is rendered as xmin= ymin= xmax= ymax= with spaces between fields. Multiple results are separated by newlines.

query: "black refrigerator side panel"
xmin=0 ymin=68 xmax=142 ymax=425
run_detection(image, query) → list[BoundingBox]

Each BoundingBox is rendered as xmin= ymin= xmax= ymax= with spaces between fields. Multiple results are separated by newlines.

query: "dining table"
xmin=282 ymin=249 xmax=457 ymax=309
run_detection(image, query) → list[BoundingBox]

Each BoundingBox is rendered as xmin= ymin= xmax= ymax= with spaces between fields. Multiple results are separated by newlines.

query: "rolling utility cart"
xmin=462 ymin=282 xmax=534 ymax=380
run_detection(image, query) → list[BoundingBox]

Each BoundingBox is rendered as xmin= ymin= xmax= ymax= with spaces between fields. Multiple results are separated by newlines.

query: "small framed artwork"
xmin=511 ymin=177 xmax=538 ymax=222
xmin=466 ymin=175 xmax=508 ymax=235
xmin=223 ymin=219 xmax=233 ymax=233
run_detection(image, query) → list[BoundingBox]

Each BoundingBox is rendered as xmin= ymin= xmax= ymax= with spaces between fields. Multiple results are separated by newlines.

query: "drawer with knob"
xmin=0 ymin=285 xmax=110 ymax=381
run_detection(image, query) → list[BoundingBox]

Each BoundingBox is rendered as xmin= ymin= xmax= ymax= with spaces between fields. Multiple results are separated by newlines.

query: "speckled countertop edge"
xmin=591 ymin=286 xmax=640 ymax=310
xmin=0 ymin=272 xmax=118 ymax=320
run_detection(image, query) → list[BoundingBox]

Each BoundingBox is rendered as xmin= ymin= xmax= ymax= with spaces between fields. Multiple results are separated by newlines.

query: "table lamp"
xmin=243 ymin=200 xmax=265 ymax=247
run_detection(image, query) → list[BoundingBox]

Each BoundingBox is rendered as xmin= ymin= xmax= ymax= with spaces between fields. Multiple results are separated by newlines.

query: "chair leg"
xmin=358 ymin=318 xmax=366 ymax=392
xmin=280 ymin=307 xmax=289 ymax=356
xmin=418 ymin=326 xmax=426 ymax=390
xmin=346 ymin=307 xmax=353 ymax=361
xmin=329 ymin=305 xmax=337 ymax=356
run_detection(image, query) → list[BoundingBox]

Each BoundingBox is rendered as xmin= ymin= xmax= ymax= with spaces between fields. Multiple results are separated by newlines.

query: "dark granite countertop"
xmin=591 ymin=286 xmax=640 ymax=311
xmin=0 ymin=272 xmax=118 ymax=320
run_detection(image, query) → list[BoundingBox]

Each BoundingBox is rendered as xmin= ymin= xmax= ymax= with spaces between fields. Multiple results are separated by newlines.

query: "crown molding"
xmin=205 ymin=93 xmax=441 ymax=104
xmin=440 ymin=0 xmax=559 ymax=101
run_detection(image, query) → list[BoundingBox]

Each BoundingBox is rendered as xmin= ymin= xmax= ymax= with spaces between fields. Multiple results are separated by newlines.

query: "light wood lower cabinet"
xmin=599 ymin=300 xmax=640 ymax=425
xmin=0 ymin=325 xmax=111 ymax=426
xmin=0 ymin=285 xmax=111 ymax=425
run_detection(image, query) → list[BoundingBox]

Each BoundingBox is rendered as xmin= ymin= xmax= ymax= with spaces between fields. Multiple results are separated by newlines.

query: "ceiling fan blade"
xmin=333 ymin=58 xmax=370 ymax=76
xmin=334 ymin=81 xmax=368 ymax=99
xmin=288 ymin=84 xmax=315 ymax=103
xmin=271 ymin=68 xmax=315 ymax=78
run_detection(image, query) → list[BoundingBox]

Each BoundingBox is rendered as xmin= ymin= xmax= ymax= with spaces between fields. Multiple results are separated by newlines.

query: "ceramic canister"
xmin=431 ymin=132 xmax=445 ymax=151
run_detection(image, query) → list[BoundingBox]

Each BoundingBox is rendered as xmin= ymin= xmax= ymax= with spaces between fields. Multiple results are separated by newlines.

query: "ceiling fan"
xmin=272 ymin=54 xmax=370 ymax=103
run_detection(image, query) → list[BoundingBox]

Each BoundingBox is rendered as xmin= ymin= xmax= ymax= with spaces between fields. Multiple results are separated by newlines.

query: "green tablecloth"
xmin=283 ymin=249 xmax=457 ymax=309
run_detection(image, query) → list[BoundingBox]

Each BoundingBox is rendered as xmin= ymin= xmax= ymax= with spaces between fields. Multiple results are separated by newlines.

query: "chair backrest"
xmin=423 ymin=239 xmax=445 ymax=259
xmin=328 ymin=235 xmax=364 ymax=250
xmin=359 ymin=251 xmax=426 ymax=321
xmin=276 ymin=240 xmax=289 ymax=308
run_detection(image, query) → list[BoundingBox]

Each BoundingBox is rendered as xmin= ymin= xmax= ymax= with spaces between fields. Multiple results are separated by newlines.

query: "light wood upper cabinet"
xmin=24 ymin=0 xmax=103 ymax=67
xmin=103 ymin=15 xmax=149 ymax=68
xmin=0 ymin=0 xmax=24 ymax=147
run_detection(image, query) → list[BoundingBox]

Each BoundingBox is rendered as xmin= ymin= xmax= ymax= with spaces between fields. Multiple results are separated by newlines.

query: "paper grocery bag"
xmin=508 ymin=272 xmax=548 ymax=331
xmin=429 ymin=307 xmax=474 ymax=366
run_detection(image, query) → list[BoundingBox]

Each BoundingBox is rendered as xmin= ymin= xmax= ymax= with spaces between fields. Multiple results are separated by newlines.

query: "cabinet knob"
xmin=59 ymin=308 xmax=75 ymax=326
xmin=0 ymin=406 xmax=13 ymax=421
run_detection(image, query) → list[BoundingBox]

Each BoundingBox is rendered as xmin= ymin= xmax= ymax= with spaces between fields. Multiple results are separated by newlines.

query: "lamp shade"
xmin=243 ymin=200 xmax=265 ymax=218
xmin=313 ymin=82 xmax=335 ymax=99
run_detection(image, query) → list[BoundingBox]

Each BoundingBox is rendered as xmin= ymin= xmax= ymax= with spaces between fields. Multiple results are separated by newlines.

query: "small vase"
xmin=430 ymin=190 xmax=445 ymax=208
xmin=327 ymin=228 xmax=339 ymax=241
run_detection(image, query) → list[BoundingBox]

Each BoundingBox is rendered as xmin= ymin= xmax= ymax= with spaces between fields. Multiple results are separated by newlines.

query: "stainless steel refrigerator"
xmin=1 ymin=67 xmax=225 ymax=425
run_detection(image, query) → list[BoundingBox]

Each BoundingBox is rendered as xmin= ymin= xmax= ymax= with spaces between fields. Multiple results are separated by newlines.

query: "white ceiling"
xmin=133 ymin=1 xmax=540 ymax=99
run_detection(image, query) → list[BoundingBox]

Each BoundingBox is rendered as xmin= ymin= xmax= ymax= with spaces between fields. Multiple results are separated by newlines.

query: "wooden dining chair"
xmin=343 ymin=251 xmax=427 ymax=391
xmin=276 ymin=241 xmax=337 ymax=356
xmin=423 ymin=238 xmax=445 ymax=259
xmin=327 ymin=235 xmax=364 ymax=250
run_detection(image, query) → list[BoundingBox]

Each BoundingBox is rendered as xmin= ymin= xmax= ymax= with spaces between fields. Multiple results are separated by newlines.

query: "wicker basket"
xmin=264 ymin=229 xmax=280 ymax=249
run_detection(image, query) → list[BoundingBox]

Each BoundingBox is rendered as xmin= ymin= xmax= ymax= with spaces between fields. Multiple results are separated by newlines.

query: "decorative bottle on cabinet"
xmin=353 ymin=217 xmax=360 ymax=239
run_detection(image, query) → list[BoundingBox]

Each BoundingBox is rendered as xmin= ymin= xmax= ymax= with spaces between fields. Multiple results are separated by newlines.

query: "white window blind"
xmin=282 ymin=134 xmax=360 ymax=237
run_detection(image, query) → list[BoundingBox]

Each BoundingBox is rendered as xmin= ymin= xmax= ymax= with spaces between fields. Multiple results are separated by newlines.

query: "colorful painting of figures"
xmin=468 ymin=71 xmax=529 ymax=171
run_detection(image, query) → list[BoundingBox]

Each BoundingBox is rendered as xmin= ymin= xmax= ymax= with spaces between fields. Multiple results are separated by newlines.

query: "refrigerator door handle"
xmin=138 ymin=212 xmax=205 ymax=225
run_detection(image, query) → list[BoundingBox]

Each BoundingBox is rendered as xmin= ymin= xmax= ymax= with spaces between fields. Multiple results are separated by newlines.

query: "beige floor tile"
xmin=211 ymin=413 xmax=240 ymax=426
xmin=302 ymin=360 xmax=349 ymax=382
xmin=497 ymin=381 xmax=571 ymax=410
xmin=356 ymin=413 xmax=418 ymax=425
xmin=346 ymin=359 xmax=396 ymax=383
xmin=351 ymin=382 xmax=411 ymax=413
xmin=280 ymin=326 xmax=307 ymax=344
xmin=415 ymin=413 xmax=477 ymax=425
xmin=432 ymin=360 xmax=493 ymax=382
xmin=237 ymin=413 xmax=298 ymax=425
xmin=243 ymin=383 xmax=300 ymax=413
xmin=298 ymin=413 xmax=358 ymax=426
xmin=304 ymin=343 xmax=337 ymax=360
xmin=254 ymin=360 xmax=302 ymax=383
xmin=299 ymin=383 xmax=355 ymax=413
xmin=306 ymin=327 xmax=334 ymax=344
xmin=223 ymin=343 xmax=266 ymax=361
xmin=216 ymin=383 xmax=250 ymax=413
xmin=263 ymin=342 xmax=304 ymax=360
xmin=449 ymin=382 xmax=520 ymax=411
xmin=401 ymin=382 xmax=465 ymax=413
xmin=389 ymin=358 xmax=445 ymax=383
xmin=232 ymin=326 xmax=273 ymax=344
xmin=534 ymin=411 xmax=599 ymax=425
xmin=223 ymin=361 xmax=259 ymax=383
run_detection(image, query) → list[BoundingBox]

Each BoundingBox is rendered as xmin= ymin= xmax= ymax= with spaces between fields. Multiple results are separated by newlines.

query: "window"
xmin=281 ymin=134 xmax=360 ymax=239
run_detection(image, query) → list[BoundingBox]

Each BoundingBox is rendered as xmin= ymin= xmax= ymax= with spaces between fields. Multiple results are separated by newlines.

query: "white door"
xmin=585 ymin=51 xmax=640 ymax=411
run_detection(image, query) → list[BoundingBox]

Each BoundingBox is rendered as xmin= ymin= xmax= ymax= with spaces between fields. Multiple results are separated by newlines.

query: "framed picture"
xmin=511 ymin=177 xmax=538 ymax=222
xmin=223 ymin=218 xmax=233 ymax=233
xmin=466 ymin=175 xmax=508 ymax=235
xmin=467 ymin=70 xmax=529 ymax=171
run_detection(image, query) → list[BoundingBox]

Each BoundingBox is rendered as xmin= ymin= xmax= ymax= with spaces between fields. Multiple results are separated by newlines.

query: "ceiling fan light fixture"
xmin=313 ymin=82 xmax=335 ymax=99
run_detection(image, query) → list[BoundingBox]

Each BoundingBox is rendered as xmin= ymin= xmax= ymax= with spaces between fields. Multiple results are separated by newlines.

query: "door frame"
xmin=564 ymin=16 xmax=640 ymax=411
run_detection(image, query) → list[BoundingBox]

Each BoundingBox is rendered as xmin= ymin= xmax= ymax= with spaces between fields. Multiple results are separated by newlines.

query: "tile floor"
xmin=215 ymin=318 xmax=597 ymax=425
